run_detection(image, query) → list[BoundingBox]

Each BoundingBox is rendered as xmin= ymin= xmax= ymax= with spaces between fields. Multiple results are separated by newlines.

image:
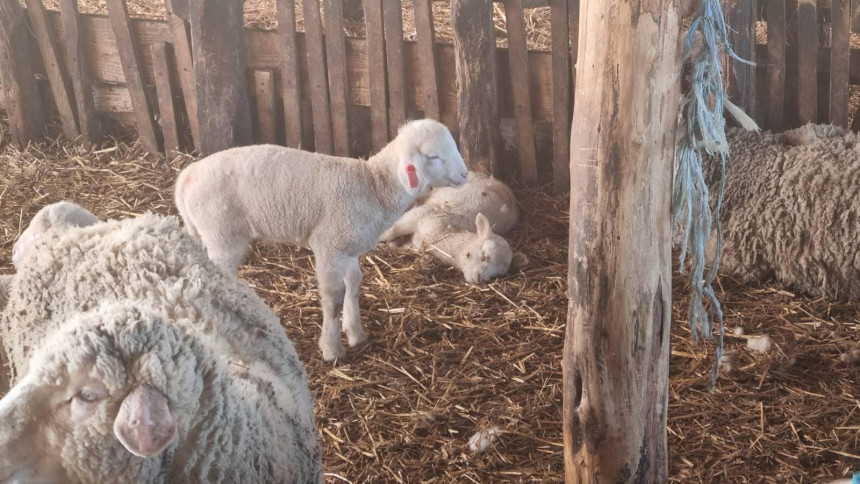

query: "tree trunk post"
xmin=564 ymin=1 xmax=681 ymax=482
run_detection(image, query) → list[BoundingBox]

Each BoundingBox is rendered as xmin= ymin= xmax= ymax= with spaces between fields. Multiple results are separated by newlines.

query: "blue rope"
xmin=674 ymin=0 xmax=753 ymax=385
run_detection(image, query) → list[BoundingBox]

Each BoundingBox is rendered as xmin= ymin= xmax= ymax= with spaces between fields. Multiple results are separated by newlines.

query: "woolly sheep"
xmin=174 ymin=118 xmax=469 ymax=362
xmin=705 ymin=123 xmax=860 ymax=301
xmin=12 ymin=200 xmax=99 ymax=268
xmin=379 ymin=171 xmax=519 ymax=284
xmin=0 ymin=214 xmax=323 ymax=483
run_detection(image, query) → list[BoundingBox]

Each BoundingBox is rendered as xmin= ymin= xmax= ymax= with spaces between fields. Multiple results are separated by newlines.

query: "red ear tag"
xmin=406 ymin=164 xmax=419 ymax=188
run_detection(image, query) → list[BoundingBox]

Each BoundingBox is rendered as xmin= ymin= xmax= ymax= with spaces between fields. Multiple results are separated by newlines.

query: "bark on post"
xmin=451 ymin=0 xmax=498 ymax=175
xmin=0 ymin=0 xmax=45 ymax=147
xmin=564 ymin=1 xmax=681 ymax=482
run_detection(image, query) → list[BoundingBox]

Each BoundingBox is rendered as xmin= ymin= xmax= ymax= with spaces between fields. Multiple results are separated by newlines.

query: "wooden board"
xmin=831 ymin=0 xmax=851 ymax=127
xmin=727 ymin=0 xmax=757 ymax=120
xmin=25 ymin=0 xmax=79 ymax=140
xmin=151 ymin=42 xmax=180 ymax=157
xmin=502 ymin=0 xmax=538 ymax=185
xmin=766 ymin=0 xmax=786 ymax=130
xmin=0 ymin=0 xmax=45 ymax=146
xmin=59 ymin=0 xmax=100 ymax=145
xmin=364 ymin=0 xmax=389 ymax=151
xmin=254 ymin=69 xmax=278 ymax=144
xmin=323 ymin=0 xmax=351 ymax=156
xmin=414 ymin=0 xmax=440 ymax=120
xmin=302 ymin=0 xmax=333 ymax=154
xmin=105 ymin=0 xmax=160 ymax=153
xmin=797 ymin=0 xmax=818 ymax=124
xmin=276 ymin=0 xmax=303 ymax=148
xmin=164 ymin=0 xmax=199 ymax=150
xmin=383 ymin=0 xmax=407 ymax=137
xmin=550 ymin=0 xmax=570 ymax=193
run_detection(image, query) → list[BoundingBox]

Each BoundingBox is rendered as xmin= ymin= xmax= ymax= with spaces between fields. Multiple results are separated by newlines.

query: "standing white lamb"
xmin=0 ymin=213 xmax=323 ymax=483
xmin=174 ymin=118 xmax=469 ymax=362
xmin=379 ymin=171 xmax=519 ymax=284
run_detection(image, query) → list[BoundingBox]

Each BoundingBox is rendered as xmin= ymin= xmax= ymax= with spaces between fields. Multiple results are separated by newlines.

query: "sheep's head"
xmin=12 ymin=201 xmax=99 ymax=268
xmin=0 ymin=304 xmax=203 ymax=483
xmin=457 ymin=213 xmax=514 ymax=285
xmin=394 ymin=119 xmax=468 ymax=196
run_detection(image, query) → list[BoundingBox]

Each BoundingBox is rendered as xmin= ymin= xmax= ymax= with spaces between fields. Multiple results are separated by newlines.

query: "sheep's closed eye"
xmin=465 ymin=252 xmax=471 ymax=258
xmin=76 ymin=388 xmax=106 ymax=403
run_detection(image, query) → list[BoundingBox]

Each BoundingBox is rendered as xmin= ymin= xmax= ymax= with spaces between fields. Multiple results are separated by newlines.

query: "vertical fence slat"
xmin=303 ymin=0 xmax=334 ymax=154
xmin=254 ymin=69 xmax=278 ymax=145
xmin=25 ymin=0 xmax=79 ymax=140
xmin=151 ymin=42 xmax=180 ymax=157
xmin=414 ymin=0 xmax=440 ymax=120
xmin=59 ymin=0 xmax=100 ymax=146
xmin=383 ymin=0 xmax=406 ymax=138
xmin=323 ymin=0 xmax=351 ymax=156
xmin=502 ymin=0 xmax=537 ymax=185
xmin=831 ymin=0 xmax=851 ymax=127
xmin=277 ymin=0 xmax=303 ymax=148
xmin=164 ymin=0 xmax=199 ymax=151
xmin=550 ymin=0 xmax=570 ymax=193
xmin=766 ymin=0 xmax=786 ymax=130
xmin=797 ymin=0 xmax=818 ymax=124
xmin=106 ymin=0 xmax=160 ymax=153
xmin=365 ymin=0 xmax=389 ymax=152
xmin=727 ymin=0 xmax=757 ymax=121
xmin=0 ymin=0 xmax=45 ymax=147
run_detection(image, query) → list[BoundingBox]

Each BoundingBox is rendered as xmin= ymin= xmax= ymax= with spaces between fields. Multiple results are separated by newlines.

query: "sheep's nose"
xmin=459 ymin=171 xmax=468 ymax=180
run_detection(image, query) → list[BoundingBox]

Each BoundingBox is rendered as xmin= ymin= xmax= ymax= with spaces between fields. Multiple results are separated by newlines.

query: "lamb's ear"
xmin=475 ymin=213 xmax=492 ymax=239
xmin=397 ymin=148 xmax=424 ymax=196
xmin=114 ymin=385 xmax=177 ymax=458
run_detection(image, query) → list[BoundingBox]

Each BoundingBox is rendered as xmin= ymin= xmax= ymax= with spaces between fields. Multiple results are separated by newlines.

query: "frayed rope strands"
xmin=673 ymin=0 xmax=757 ymax=386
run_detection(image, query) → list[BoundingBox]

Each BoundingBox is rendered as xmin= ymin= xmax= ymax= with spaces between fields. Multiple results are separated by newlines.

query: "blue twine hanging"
xmin=674 ymin=0 xmax=756 ymax=386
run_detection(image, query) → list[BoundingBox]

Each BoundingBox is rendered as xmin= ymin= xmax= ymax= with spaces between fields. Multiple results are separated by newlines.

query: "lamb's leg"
xmin=342 ymin=257 xmax=367 ymax=347
xmin=379 ymin=206 xmax=433 ymax=242
xmin=314 ymin=251 xmax=348 ymax=362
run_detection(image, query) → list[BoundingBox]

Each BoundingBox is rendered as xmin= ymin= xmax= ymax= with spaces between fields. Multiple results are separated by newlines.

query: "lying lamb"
xmin=706 ymin=123 xmax=860 ymax=301
xmin=174 ymin=118 xmax=469 ymax=362
xmin=0 ymin=213 xmax=323 ymax=483
xmin=12 ymin=200 xmax=99 ymax=267
xmin=379 ymin=171 xmax=519 ymax=284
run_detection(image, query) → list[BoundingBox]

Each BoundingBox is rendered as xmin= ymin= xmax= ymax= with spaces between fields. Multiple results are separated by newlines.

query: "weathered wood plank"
xmin=550 ymin=0 xmax=570 ymax=193
xmin=0 ymin=0 xmax=45 ymax=147
xmin=452 ymin=0 xmax=498 ymax=174
xmin=364 ymin=0 xmax=389 ymax=151
xmin=188 ymin=0 xmax=253 ymax=155
xmin=59 ymin=0 xmax=100 ymax=145
xmin=797 ymin=0 xmax=818 ymax=124
xmin=151 ymin=42 xmax=180 ymax=157
xmin=383 ymin=0 xmax=406 ymax=138
xmin=727 ymin=0 xmax=757 ymax=120
xmin=105 ymin=0 xmax=160 ymax=153
xmin=277 ymin=0 xmax=303 ymax=148
xmin=25 ymin=0 xmax=79 ymax=140
xmin=302 ymin=0 xmax=333 ymax=154
xmin=164 ymin=0 xmax=199 ymax=150
xmin=502 ymin=0 xmax=538 ymax=185
xmin=831 ymin=0 xmax=851 ymax=127
xmin=323 ymin=0 xmax=351 ymax=156
xmin=766 ymin=0 xmax=786 ymax=130
xmin=414 ymin=0 xmax=440 ymax=120
xmin=254 ymin=69 xmax=278 ymax=144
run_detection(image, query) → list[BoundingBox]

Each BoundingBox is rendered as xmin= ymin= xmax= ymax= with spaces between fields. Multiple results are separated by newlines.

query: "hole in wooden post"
xmin=573 ymin=371 xmax=583 ymax=409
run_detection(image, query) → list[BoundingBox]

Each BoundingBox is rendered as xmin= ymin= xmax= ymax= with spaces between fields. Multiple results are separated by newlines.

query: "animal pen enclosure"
xmin=2 ymin=0 xmax=860 ymax=482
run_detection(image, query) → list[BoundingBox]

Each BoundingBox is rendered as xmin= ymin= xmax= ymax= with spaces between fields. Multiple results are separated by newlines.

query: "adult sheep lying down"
xmin=0 ymin=209 xmax=323 ymax=483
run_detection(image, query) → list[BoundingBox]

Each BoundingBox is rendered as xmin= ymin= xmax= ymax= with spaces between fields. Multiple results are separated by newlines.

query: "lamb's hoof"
xmin=346 ymin=326 xmax=368 ymax=347
xmin=320 ymin=339 xmax=347 ymax=363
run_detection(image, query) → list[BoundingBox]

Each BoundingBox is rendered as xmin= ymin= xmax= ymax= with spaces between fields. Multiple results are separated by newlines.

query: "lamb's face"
xmin=397 ymin=119 xmax=468 ymax=195
xmin=0 ymin=305 xmax=201 ymax=484
xmin=458 ymin=213 xmax=514 ymax=284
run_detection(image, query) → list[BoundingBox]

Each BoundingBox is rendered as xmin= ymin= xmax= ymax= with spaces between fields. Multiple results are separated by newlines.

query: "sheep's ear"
xmin=475 ymin=213 xmax=492 ymax=239
xmin=398 ymin=150 xmax=424 ymax=196
xmin=114 ymin=385 xmax=177 ymax=458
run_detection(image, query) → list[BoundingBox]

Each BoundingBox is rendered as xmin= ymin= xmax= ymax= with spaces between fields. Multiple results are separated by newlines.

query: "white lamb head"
xmin=456 ymin=213 xmax=514 ymax=284
xmin=0 ymin=304 xmax=202 ymax=483
xmin=393 ymin=119 xmax=468 ymax=196
xmin=12 ymin=201 xmax=99 ymax=268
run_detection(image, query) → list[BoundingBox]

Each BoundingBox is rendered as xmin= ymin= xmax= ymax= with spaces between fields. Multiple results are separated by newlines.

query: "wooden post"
xmin=550 ymin=0 xmax=571 ymax=194
xmin=383 ymin=0 xmax=407 ymax=138
xmin=152 ymin=42 xmax=181 ymax=158
xmin=277 ymin=0 xmax=304 ymax=148
xmin=830 ymin=0 xmax=851 ymax=128
xmin=766 ymin=0 xmax=786 ymax=130
xmin=189 ymin=0 xmax=253 ymax=155
xmin=727 ymin=0 xmax=757 ymax=122
xmin=414 ymin=0 xmax=440 ymax=120
xmin=502 ymin=0 xmax=538 ymax=185
xmin=451 ymin=0 xmax=498 ymax=175
xmin=323 ymin=0 xmax=351 ymax=156
xmin=302 ymin=0 xmax=334 ymax=154
xmin=364 ymin=0 xmax=389 ymax=151
xmin=253 ymin=69 xmax=278 ymax=144
xmin=164 ymin=0 xmax=200 ymax=151
xmin=0 ymin=0 xmax=45 ymax=147
xmin=60 ymin=0 xmax=101 ymax=146
xmin=565 ymin=0 xmax=680 ymax=482
xmin=797 ymin=0 xmax=817 ymax=124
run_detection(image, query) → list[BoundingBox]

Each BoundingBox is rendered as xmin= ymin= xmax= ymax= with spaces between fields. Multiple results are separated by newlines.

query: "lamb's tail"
xmin=174 ymin=167 xmax=201 ymax=240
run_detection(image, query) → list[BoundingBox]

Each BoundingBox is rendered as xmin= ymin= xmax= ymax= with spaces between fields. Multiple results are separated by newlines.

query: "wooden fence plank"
xmin=0 ymin=0 xmax=45 ymax=147
xmin=302 ymin=0 xmax=333 ymax=154
xmin=831 ymin=0 xmax=851 ymax=127
xmin=151 ymin=42 xmax=180 ymax=157
xmin=502 ymin=0 xmax=538 ymax=185
xmin=164 ymin=0 xmax=199 ymax=151
xmin=277 ymin=0 xmax=303 ymax=148
xmin=59 ymin=0 xmax=100 ymax=145
xmin=550 ymin=0 xmax=570 ymax=193
xmin=452 ymin=0 xmax=498 ymax=174
xmin=727 ymin=0 xmax=757 ymax=121
xmin=323 ymin=0 xmax=351 ymax=156
xmin=105 ymin=0 xmax=160 ymax=153
xmin=766 ymin=0 xmax=786 ymax=130
xmin=797 ymin=0 xmax=818 ymax=124
xmin=254 ymin=69 xmax=278 ymax=144
xmin=25 ymin=0 xmax=79 ymax=140
xmin=414 ymin=0 xmax=440 ymax=119
xmin=383 ymin=0 xmax=406 ymax=138
xmin=365 ymin=0 xmax=389 ymax=151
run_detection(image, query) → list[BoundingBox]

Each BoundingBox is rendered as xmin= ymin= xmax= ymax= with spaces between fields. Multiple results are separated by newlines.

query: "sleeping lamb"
xmin=0 ymin=213 xmax=323 ymax=483
xmin=174 ymin=118 xmax=469 ymax=362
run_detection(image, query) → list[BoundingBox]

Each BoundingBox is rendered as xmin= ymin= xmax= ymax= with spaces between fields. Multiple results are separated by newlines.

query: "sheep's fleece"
xmin=0 ymin=214 xmax=323 ymax=483
xmin=707 ymin=123 xmax=860 ymax=301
